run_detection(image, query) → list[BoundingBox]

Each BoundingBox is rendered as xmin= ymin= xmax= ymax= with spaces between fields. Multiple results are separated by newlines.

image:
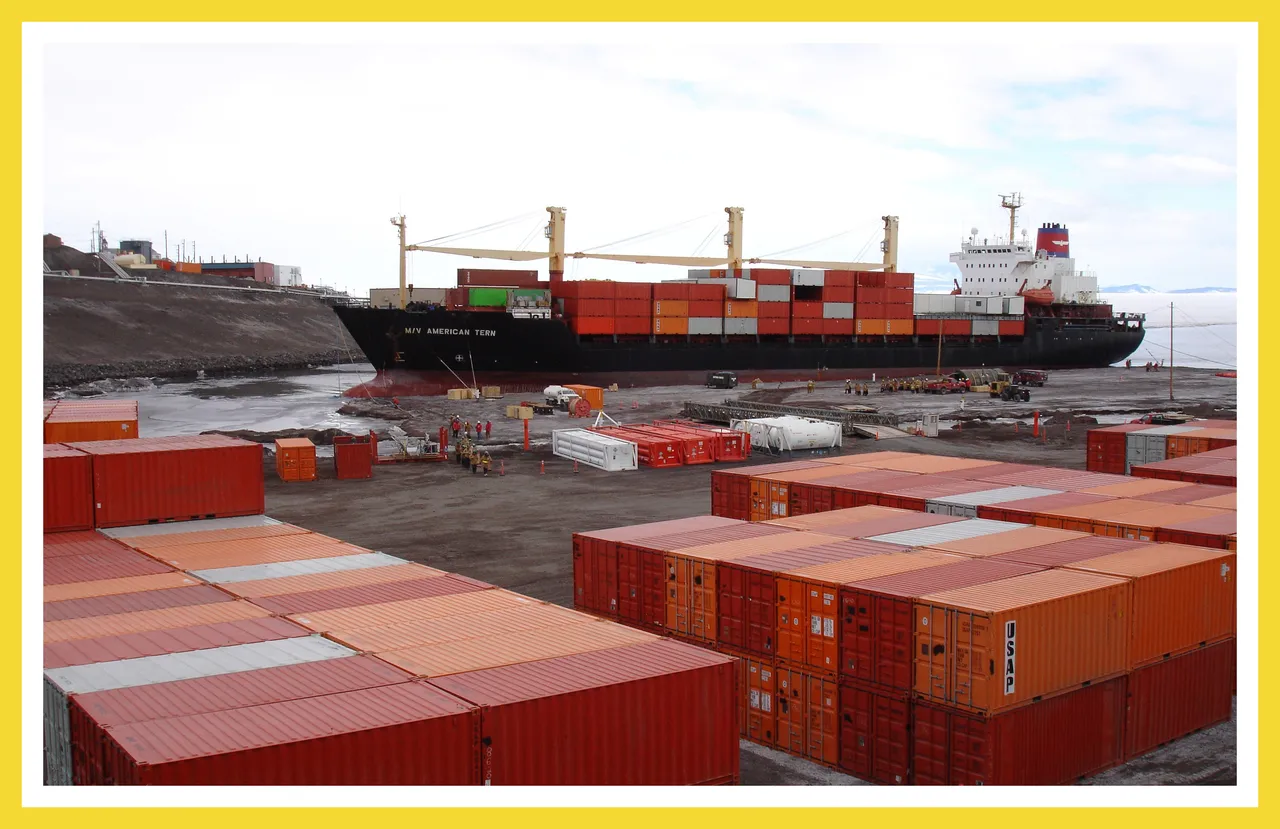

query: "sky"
xmin=41 ymin=40 xmax=1238 ymax=296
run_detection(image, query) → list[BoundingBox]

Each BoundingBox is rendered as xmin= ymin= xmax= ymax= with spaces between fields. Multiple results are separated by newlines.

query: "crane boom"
xmin=407 ymin=245 xmax=550 ymax=261
xmin=748 ymin=257 xmax=888 ymax=270
xmin=568 ymin=252 xmax=728 ymax=267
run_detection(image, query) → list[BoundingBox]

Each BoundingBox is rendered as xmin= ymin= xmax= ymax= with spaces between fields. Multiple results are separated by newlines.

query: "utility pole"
xmin=1169 ymin=302 xmax=1174 ymax=401
xmin=936 ymin=331 xmax=943 ymax=377
xmin=392 ymin=215 xmax=407 ymax=310
xmin=164 ymin=230 xmax=168 ymax=260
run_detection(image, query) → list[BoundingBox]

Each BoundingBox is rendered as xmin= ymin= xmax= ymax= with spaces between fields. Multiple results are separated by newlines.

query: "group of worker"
xmin=1142 ymin=360 xmax=1165 ymax=372
xmin=879 ymin=378 xmax=927 ymax=393
xmin=454 ymin=437 xmax=494 ymax=476
xmin=450 ymin=417 xmax=492 ymax=441
xmin=843 ymin=380 xmax=871 ymax=396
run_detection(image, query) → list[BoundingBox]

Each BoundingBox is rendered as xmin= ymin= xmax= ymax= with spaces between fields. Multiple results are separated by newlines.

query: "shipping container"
xmin=1124 ymin=639 xmax=1234 ymax=760
xmin=44 ymin=572 xmax=201 ymax=604
xmin=289 ymin=588 xmax=535 ymax=634
xmin=724 ymin=299 xmax=758 ymax=318
xmin=329 ymin=602 xmax=582 ymax=653
xmin=757 ymin=285 xmax=791 ymax=303
xmin=921 ymin=526 xmax=1089 ymax=557
xmin=998 ymin=320 xmax=1026 ymax=336
xmin=613 ymin=281 xmax=653 ymax=301
xmin=44 ymin=601 xmax=274 ymax=644
xmin=873 ymin=479 xmax=1010 ymax=513
xmin=839 ymin=681 xmax=912 ymax=784
xmin=912 ymin=675 xmax=1126 ymax=785
xmin=44 ymin=400 xmax=139 ymax=443
xmin=613 ymin=298 xmax=651 ymax=317
xmin=822 ymin=318 xmax=854 ymax=336
xmin=44 ymin=445 xmax=94 ymax=533
xmin=914 ymin=294 xmax=957 ymax=315
xmin=68 ymin=436 xmax=264 ymax=529
xmin=823 ymin=302 xmax=855 ymax=319
xmin=886 ymin=318 xmax=915 ymax=335
xmin=564 ymin=384 xmax=605 ymax=411
xmin=1087 ymin=424 xmax=1154 ymax=473
xmin=45 ymin=584 xmax=235 ymax=623
xmin=568 ymin=316 xmax=616 ymax=335
xmin=250 ymin=573 xmax=492 ymax=616
xmin=726 ymin=649 xmax=778 ymax=745
xmin=840 ymin=558 xmax=1042 ymax=694
xmin=855 ymin=319 xmax=888 ymax=336
xmin=885 ymin=303 xmax=914 ymax=320
xmin=458 ymin=268 xmax=540 ymax=287
xmin=44 ymin=617 xmax=313 ymax=671
xmin=724 ymin=317 xmax=758 ymax=336
xmin=914 ymin=569 xmax=1129 ymax=715
xmin=218 ymin=561 xmax=439 ymax=598
xmin=1063 ymin=544 xmax=1234 ymax=669
xmin=688 ymin=317 xmax=724 ymax=336
xmin=613 ymin=316 xmax=653 ymax=335
xmin=653 ymin=316 xmax=689 ymax=336
xmin=333 ymin=435 xmax=374 ymax=479
xmin=791 ymin=301 xmax=823 ymax=318
xmin=83 ymin=682 xmax=480 ymax=785
xmin=131 ymin=532 xmax=374 ymax=572
xmin=774 ymin=664 xmax=839 ymax=766
xmin=777 ymin=551 xmax=958 ymax=676
xmin=711 ymin=463 xmax=825 ymax=520
xmin=923 ymin=485 xmax=1064 ymax=518
xmin=102 ymin=514 xmax=299 ymax=543
xmin=1155 ymin=511 xmax=1238 ymax=549
xmin=1093 ymin=504 xmax=1232 ymax=544
xmin=274 ymin=438 xmax=316 ymax=482
xmin=431 ymin=639 xmax=739 ymax=784
xmin=748 ymin=269 xmax=792 ymax=285
xmin=44 ymin=542 xmax=175 ymax=586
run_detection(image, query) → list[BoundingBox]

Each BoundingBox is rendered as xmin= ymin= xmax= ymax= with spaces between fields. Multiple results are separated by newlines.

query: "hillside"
xmin=44 ymin=276 xmax=361 ymax=387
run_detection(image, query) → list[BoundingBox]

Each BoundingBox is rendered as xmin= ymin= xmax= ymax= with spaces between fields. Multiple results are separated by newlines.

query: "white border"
xmin=24 ymin=20 xmax=1258 ymax=809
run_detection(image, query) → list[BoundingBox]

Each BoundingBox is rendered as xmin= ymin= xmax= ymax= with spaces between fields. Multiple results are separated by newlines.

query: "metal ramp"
xmin=680 ymin=399 xmax=902 ymax=434
xmin=97 ymin=252 xmax=146 ymax=282
xmin=849 ymin=423 xmax=913 ymax=440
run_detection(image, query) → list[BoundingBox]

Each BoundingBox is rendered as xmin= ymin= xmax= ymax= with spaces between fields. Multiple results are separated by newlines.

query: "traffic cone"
xmin=1066 ymin=420 xmax=1071 ymax=432
xmin=875 ymin=430 xmax=879 ymax=440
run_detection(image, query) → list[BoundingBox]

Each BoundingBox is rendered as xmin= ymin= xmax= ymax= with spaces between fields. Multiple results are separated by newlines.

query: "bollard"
xmin=573 ymin=460 xmax=579 ymax=474
xmin=875 ymin=430 xmax=879 ymax=440
xmin=523 ymin=418 xmax=530 ymax=452
xmin=499 ymin=460 xmax=505 ymax=477
xmin=1014 ymin=421 xmax=1019 ymax=433
xmin=540 ymin=460 xmax=545 ymax=475
xmin=1033 ymin=411 xmax=1040 ymax=437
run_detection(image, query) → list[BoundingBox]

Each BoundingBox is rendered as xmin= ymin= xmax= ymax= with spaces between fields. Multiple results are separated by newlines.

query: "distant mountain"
xmin=1101 ymin=284 xmax=1236 ymax=295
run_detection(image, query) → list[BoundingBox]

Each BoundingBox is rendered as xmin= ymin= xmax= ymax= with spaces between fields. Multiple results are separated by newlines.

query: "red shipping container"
xmin=621 ymin=424 xmax=713 ymax=464
xmin=590 ymin=426 xmax=684 ymax=469
xmin=885 ymin=272 xmax=915 ymax=290
xmin=44 ymin=617 xmax=311 ymax=670
xmin=430 ymin=640 xmax=739 ymax=785
xmin=44 ymin=544 xmax=175 ymax=586
xmin=912 ymin=676 xmax=1127 ymax=785
xmin=86 ymin=682 xmax=480 ymax=785
xmin=791 ymin=301 xmax=823 ymax=318
xmin=250 ymin=573 xmax=491 ymax=616
xmin=44 ymin=585 xmax=234 ymax=623
xmin=999 ymin=320 xmax=1026 ymax=336
xmin=757 ymin=301 xmax=791 ymax=319
xmin=839 ymin=681 xmax=911 ymax=784
xmin=67 ymin=436 xmax=264 ymax=529
xmin=822 ymin=319 xmax=854 ymax=336
xmin=653 ymin=282 xmax=692 ymax=300
xmin=859 ymin=287 xmax=887 ymax=304
xmin=823 ymin=270 xmax=856 ymax=287
xmin=750 ymin=269 xmax=791 ymax=285
xmin=613 ymin=316 xmax=652 ymax=335
xmin=568 ymin=316 xmax=616 ymax=336
xmin=333 ymin=435 xmax=373 ymax=480
xmin=44 ymin=445 xmax=94 ymax=533
xmin=855 ymin=272 xmax=886 ymax=288
xmin=688 ymin=299 xmax=723 ymax=317
xmin=1125 ymin=639 xmax=1234 ymax=760
xmin=758 ymin=318 xmax=791 ymax=335
xmin=885 ymin=304 xmax=914 ymax=320
xmin=839 ymin=558 xmax=1042 ymax=694
xmin=690 ymin=283 xmax=726 ymax=302
xmin=564 ymin=298 xmax=616 ymax=317
xmin=457 ymin=268 xmax=539 ymax=287
xmin=824 ymin=286 xmax=856 ymax=302
xmin=1154 ymin=512 xmax=1236 ymax=549
xmin=576 ymin=281 xmax=617 ymax=300
xmin=614 ymin=282 xmax=654 ymax=301
xmin=792 ymin=318 xmax=824 ymax=336
xmin=613 ymin=298 xmax=650 ymax=317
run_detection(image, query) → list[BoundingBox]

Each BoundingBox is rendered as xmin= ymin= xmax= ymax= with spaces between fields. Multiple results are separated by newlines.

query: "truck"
xmin=543 ymin=385 xmax=582 ymax=408
xmin=1012 ymin=369 xmax=1048 ymax=387
xmin=706 ymin=371 xmax=738 ymax=389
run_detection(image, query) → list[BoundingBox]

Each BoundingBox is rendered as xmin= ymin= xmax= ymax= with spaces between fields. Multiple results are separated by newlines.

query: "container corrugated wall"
xmin=44 ymin=446 xmax=95 ymax=533
xmin=1125 ymin=640 xmax=1234 ymax=760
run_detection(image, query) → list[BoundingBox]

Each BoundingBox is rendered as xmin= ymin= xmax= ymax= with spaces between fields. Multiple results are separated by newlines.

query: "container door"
xmin=664 ymin=554 xmax=682 ymax=633
xmin=749 ymin=479 xmax=769 ymax=521
xmin=838 ymin=683 xmax=873 ymax=779
xmin=734 ymin=652 xmax=748 ymax=738
xmin=841 ymin=589 xmax=876 ymax=684
xmin=775 ymin=575 xmax=808 ymax=666
xmin=871 ymin=691 xmax=912 ymax=785
xmin=640 ymin=549 xmax=666 ymax=631
xmin=617 ymin=544 xmax=640 ymax=624
xmin=746 ymin=658 xmax=777 ymax=746
xmin=595 ymin=538 xmax=618 ymax=616
xmin=806 ymin=582 xmax=840 ymax=674
xmin=774 ymin=666 xmax=806 ymax=756
xmin=910 ymin=704 xmax=951 ymax=785
xmin=914 ymin=603 xmax=952 ymax=705
xmin=876 ymin=594 xmax=915 ymax=694
xmin=806 ymin=675 xmax=839 ymax=767
xmin=746 ymin=569 xmax=776 ymax=657
xmin=952 ymin=610 xmax=995 ymax=713
xmin=769 ymin=482 xmax=791 ymax=518
xmin=690 ymin=560 xmax=716 ymax=642
xmin=717 ymin=565 xmax=745 ymax=650
xmin=946 ymin=710 xmax=992 ymax=786
xmin=572 ymin=536 xmax=587 ymax=611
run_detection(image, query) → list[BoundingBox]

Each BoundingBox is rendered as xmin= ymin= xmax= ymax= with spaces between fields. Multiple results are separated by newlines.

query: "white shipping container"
xmin=1125 ymin=425 xmax=1202 ymax=472
xmin=687 ymin=269 xmax=713 ymax=279
xmin=693 ymin=278 xmax=756 ymax=299
xmin=274 ymin=265 xmax=303 ymax=287
xmin=924 ymin=486 xmax=1064 ymax=518
xmin=551 ymin=429 xmax=638 ymax=471
xmin=688 ymin=317 xmax=724 ymax=336
xmin=790 ymin=269 xmax=825 ymax=287
xmin=193 ymin=552 xmax=405 ymax=584
xmin=1003 ymin=296 xmax=1026 ymax=315
xmin=957 ymin=296 xmax=995 ymax=314
xmin=913 ymin=294 xmax=957 ymax=315
xmin=972 ymin=319 xmax=1000 ymax=336
xmin=758 ymin=284 xmax=791 ymax=303
xmin=822 ymin=302 xmax=855 ymax=319
xmin=730 ymin=416 xmax=842 ymax=451
xmin=724 ymin=317 xmax=758 ymax=336
xmin=866 ymin=518 xmax=1025 ymax=547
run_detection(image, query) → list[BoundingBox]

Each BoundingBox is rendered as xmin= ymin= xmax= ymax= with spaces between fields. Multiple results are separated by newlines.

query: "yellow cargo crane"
xmin=388 ymin=207 xmax=901 ymax=310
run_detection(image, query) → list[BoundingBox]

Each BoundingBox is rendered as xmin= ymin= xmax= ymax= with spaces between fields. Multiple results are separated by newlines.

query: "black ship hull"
xmin=333 ymin=306 xmax=1145 ymax=396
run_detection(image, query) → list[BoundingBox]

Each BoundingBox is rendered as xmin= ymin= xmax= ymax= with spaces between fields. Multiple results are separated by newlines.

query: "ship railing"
xmin=680 ymin=399 xmax=904 ymax=432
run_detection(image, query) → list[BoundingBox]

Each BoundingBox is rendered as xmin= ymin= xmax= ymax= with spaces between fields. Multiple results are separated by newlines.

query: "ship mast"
xmin=1000 ymin=193 xmax=1022 ymax=245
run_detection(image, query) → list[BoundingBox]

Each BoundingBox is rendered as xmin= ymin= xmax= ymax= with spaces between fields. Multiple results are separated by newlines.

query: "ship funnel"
xmin=1036 ymin=223 xmax=1069 ymax=258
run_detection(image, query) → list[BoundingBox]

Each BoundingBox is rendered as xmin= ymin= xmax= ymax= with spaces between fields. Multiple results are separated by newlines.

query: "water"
xmin=53 ymin=363 xmax=380 ymax=438
xmin=1103 ymin=293 xmax=1238 ymax=370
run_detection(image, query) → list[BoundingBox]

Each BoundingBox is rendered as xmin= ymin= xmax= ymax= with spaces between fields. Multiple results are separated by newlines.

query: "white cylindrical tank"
xmin=114 ymin=253 xmax=146 ymax=267
xmin=731 ymin=416 xmax=842 ymax=451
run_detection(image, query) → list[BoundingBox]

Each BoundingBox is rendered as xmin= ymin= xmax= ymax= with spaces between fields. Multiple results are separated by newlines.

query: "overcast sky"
xmin=42 ymin=41 xmax=1237 ymax=294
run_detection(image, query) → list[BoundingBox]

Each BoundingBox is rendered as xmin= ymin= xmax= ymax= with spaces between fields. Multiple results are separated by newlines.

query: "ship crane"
xmin=388 ymin=207 xmax=901 ymax=310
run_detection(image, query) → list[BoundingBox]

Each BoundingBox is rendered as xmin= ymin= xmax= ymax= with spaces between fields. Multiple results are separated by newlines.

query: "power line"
xmin=691 ymin=222 xmax=721 ymax=257
xmin=414 ymin=210 xmax=542 ymax=247
xmin=579 ymin=214 xmax=710 ymax=253
xmin=757 ymin=228 xmax=856 ymax=259
xmin=1173 ymin=306 xmax=1237 ymax=350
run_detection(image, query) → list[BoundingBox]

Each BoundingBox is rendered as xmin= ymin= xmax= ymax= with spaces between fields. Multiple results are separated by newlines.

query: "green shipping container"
xmin=468 ymin=288 xmax=509 ymax=307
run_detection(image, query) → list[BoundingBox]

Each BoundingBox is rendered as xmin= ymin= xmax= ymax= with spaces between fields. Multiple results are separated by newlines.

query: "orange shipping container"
xmin=774 ymin=664 xmax=838 ymax=767
xmin=914 ymin=569 xmax=1129 ymax=715
xmin=724 ymin=300 xmax=758 ymax=318
xmin=654 ymin=316 xmax=689 ymax=336
xmin=885 ymin=318 xmax=914 ymax=336
xmin=275 ymin=438 xmax=317 ymax=482
xmin=1030 ymin=498 xmax=1155 ymax=533
xmin=133 ymin=533 xmax=372 ymax=572
xmin=44 ymin=403 xmax=139 ymax=443
xmin=732 ymin=651 xmax=779 ymax=746
xmin=1063 ymin=544 xmax=1235 ymax=669
xmin=666 ymin=532 xmax=845 ymax=644
xmin=776 ymin=550 xmax=957 ymax=675
xmin=224 ymin=562 xmax=445 ymax=599
xmin=43 ymin=600 xmax=271 ymax=643
xmin=564 ymin=384 xmax=605 ymax=411
xmin=653 ymin=300 xmax=689 ymax=317
xmin=44 ymin=572 xmax=201 ymax=604
xmin=923 ymin=526 xmax=1090 ymax=557
xmin=328 ymin=601 xmax=582 ymax=653
xmin=291 ymin=588 xmax=529 ymax=633
xmin=114 ymin=522 xmax=312 ymax=550
xmin=1093 ymin=504 xmax=1231 ymax=543
xmin=568 ymin=316 xmax=615 ymax=336
xmin=855 ymin=319 xmax=888 ymax=336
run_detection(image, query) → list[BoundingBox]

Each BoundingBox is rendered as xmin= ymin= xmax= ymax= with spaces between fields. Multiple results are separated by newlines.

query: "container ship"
xmin=334 ymin=196 xmax=1145 ymax=395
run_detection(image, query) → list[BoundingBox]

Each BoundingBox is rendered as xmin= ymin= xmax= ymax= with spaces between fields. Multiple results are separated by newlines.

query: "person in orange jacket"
xmin=485 ymin=420 xmax=492 ymax=439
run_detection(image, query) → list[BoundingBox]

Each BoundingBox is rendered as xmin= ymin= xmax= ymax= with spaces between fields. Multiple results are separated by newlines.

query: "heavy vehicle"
xmin=1013 ymin=369 xmax=1048 ymax=387
xmin=990 ymin=380 xmax=1031 ymax=402
xmin=706 ymin=371 xmax=738 ymax=389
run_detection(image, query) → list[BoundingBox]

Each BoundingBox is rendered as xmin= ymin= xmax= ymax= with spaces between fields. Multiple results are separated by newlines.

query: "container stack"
xmin=821 ymin=270 xmax=855 ymax=337
xmin=709 ymin=451 xmax=1236 ymax=551
xmin=558 ymin=280 xmax=617 ymax=335
xmin=44 ymin=442 xmax=739 ymax=786
xmin=1131 ymin=445 xmax=1237 ymax=487
xmin=614 ymin=281 xmax=653 ymax=335
xmin=751 ymin=269 xmax=792 ymax=335
xmin=1087 ymin=421 xmax=1238 ymax=475
xmin=588 ymin=420 xmax=750 ymax=468
xmin=572 ymin=501 xmax=1237 ymax=785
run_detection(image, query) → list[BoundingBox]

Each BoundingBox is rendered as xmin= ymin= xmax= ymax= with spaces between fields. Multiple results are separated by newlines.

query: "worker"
xmin=476 ymin=421 xmax=483 ymax=439
xmin=470 ymin=447 xmax=479 ymax=474
xmin=451 ymin=417 xmax=460 ymax=439
xmin=485 ymin=420 xmax=492 ymax=439
xmin=464 ymin=420 xmax=471 ymax=437
xmin=807 ymin=380 xmax=815 ymax=394
xmin=845 ymin=379 xmax=853 ymax=395
xmin=1126 ymin=359 xmax=1132 ymax=369
xmin=482 ymin=452 xmax=492 ymax=476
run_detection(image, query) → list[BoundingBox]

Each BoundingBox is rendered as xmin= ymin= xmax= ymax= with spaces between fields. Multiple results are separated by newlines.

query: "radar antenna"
xmin=999 ymin=192 xmax=1023 ymax=245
